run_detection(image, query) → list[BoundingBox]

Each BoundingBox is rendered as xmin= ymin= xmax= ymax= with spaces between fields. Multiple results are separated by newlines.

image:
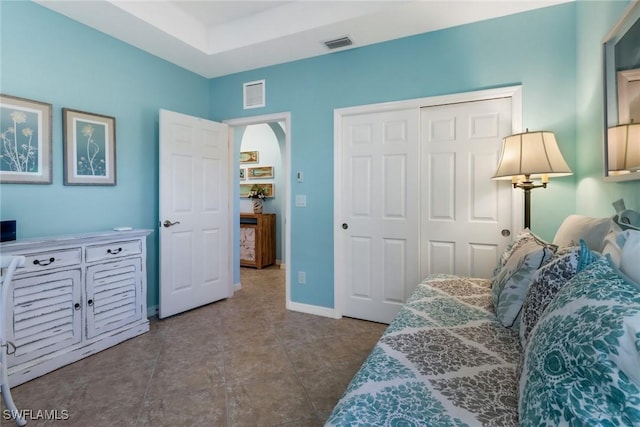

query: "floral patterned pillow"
xmin=519 ymin=255 xmax=640 ymax=426
xmin=518 ymin=246 xmax=580 ymax=348
xmin=492 ymin=228 xmax=536 ymax=279
xmin=518 ymin=240 xmax=600 ymax=348
xmin=491 ymin=229 xmax=556 ymax=328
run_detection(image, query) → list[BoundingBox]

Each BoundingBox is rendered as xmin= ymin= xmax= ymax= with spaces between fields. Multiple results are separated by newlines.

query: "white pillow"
xmin=602 ymin=222 xmax=623 ymax=267
xmin=553 ymin=215 xmax=611 ymax=252
xmin=618 ymin=229 xmax=640 ymax=284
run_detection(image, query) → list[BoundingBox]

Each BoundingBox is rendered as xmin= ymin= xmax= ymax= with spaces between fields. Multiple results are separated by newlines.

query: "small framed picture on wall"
xmin=0 ymin=94 xmax=52 ymax=184
xmin=240 ymin=150 xmax=259 ymax=163
xmin=63 ymin=108 xmax=116 ymax=186
xmin=248 ymin=166 xmax=274 ymax=179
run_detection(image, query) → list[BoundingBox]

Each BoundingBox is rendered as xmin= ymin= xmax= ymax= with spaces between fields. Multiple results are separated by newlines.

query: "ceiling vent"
xmin=243 ymin=80 xmax=265 ymax=109
xmin=324 ymin=36 xmax=353 ymax=50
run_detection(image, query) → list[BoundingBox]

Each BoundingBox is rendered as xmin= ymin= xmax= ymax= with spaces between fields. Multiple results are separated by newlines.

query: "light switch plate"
xmin=295 ymin=195 xmax=307 ymax=207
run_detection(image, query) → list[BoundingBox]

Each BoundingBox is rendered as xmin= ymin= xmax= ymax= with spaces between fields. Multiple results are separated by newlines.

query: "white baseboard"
xmin=286 ymin=300 xmax=341 ymax=319
xmin=234 ymin=281 xmax=242 ymax=291
xmin=148 ymin=293 xmax=337 ymax=320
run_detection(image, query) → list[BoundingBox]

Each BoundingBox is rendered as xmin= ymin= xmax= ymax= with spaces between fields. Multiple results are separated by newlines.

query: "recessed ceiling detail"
xmin=34 ymin=0 xmax=572 ymax=79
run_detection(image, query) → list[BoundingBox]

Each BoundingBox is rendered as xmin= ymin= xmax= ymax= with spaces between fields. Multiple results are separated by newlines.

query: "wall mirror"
xmin=603 ymin=1 xmax=640 ymax=181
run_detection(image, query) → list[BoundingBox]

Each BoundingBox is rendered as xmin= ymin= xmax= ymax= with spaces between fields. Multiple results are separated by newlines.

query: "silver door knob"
xmin=163 ymin=220 xmax=181 ymax=228
xmin=501 ymin=229 xmax=511 ymax=237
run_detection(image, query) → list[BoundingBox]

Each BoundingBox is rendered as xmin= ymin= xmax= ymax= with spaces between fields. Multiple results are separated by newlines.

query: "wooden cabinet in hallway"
xmin=240 ymin=213 xmax=276 ymax=269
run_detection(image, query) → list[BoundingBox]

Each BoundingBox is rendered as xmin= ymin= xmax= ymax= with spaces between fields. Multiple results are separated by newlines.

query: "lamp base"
xmin=512 ymin=175 xmax=547 ymax=230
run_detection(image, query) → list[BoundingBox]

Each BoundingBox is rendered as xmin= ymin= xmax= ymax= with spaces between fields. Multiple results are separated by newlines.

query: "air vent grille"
xmin=324 ymin=36 xmax=353 ymax=50
xmin=243 ymin=80 xmax=265 ymax=109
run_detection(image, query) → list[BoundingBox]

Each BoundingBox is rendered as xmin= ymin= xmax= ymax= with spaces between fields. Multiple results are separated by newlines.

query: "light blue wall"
xmin=575 ymin=0 xmax=639 ymax=215
xmin=3 ymin=1 xmax=636 ymax=313
xmin=209 ymin=3 xmax=579 ymax=308
xmin=0 ymin=1 xmax=210 ymax=310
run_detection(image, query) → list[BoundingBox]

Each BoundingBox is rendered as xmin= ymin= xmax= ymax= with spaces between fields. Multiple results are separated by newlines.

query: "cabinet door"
xmin=7 ymin=269 xmax=82 ymax=366
xmin=240 ymin=224 xmax=257 ymax=267
xmin=86 ymin=258 xmax=143 ymax=339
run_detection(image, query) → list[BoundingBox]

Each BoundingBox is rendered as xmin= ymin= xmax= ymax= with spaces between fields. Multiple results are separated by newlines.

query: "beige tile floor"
xmin=2 ymin=266 xmax=387 ymax=427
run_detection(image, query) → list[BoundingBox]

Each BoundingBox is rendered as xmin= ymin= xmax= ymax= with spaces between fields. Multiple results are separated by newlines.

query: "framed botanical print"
xmin=240 ymin=150 xmax=259 ymax=163
xmin=63 ymin=108 xmax=116 ymax=186
xmin=248 ymin=166 xmax=274 ymax=179
xmin=0 ymin=94 xmax=52 ymax=184
xmin=241 ymin=182 xmax=274 ymax=198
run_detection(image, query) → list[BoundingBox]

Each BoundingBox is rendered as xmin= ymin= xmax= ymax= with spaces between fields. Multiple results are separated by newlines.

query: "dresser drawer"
xmin=19 ymin=248 xmax=82 ymax=274
xmin=85 ymin=239 xmax=142 ymax=262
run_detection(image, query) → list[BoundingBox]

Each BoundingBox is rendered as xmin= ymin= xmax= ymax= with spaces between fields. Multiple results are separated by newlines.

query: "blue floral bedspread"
xmin=325 ymin=274 xmax=521 ymax=427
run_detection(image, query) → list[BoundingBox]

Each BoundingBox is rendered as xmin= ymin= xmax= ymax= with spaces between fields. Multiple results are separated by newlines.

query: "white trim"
xmin=602 ymin=1 xmax=640 ymax=43
xmin=333 ymin=85 xmax=523 ymax=319
xmin=224 ymin=112 xmax=292 ymax=312
xmin=335 ymin=85 xmax=523 ymax=117
xmin=234 ymin=281 xmax=242 ymax=292
xmin=602 ymin=1 xmax=640 ymax=182
xmin=286 ymin=300 xmax=341 ymax=319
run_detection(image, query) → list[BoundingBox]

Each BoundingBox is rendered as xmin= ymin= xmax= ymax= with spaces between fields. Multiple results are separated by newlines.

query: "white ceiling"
xmin=35 ymin=0 xmax=570 ymax=79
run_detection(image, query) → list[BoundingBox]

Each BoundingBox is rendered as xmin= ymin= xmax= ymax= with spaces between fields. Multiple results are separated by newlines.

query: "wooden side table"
xmin=240 ymin=213 xmax=276 ymax=269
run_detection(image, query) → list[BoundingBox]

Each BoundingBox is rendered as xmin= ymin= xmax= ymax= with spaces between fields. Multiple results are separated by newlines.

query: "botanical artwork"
xmin=240 ymin=183 xmax=274 ymax=198
xmin=260 ymin=183 xmax=274 ymax=197
xmin=240 ymin=150 xmax=259 ymax=163
xmin=248 ymin=166 xmax=274 ymax=179
xmin=63 ymin=109 xmax=116 ymax=186
xmin=0 ymin=94 xmax=52 ymax=184
xmin=76 ymin=121 xmax=106 ymax=176
xmin=239 ymin=183 xmax=252 ymax=198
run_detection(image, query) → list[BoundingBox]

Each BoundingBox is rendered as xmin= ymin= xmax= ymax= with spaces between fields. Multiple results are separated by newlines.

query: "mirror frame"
xmin=603 ymin=1 xmax=640 ymax=182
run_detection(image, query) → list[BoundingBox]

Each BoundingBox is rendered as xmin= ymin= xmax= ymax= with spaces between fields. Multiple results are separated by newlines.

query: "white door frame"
xmin=224 ymin=112 xmax=291 ymax=305
xmin=334 ymin=85 xmax=523 ymax=318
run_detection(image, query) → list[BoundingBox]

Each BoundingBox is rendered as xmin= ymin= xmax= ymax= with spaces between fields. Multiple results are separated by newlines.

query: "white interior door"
xmin=420 ymin=98 xmax=513 ymax=279
xmin=336 ymin=108 xmax=420 ymax=324
xmin=159 ymin=109 xmax=232 ymax=319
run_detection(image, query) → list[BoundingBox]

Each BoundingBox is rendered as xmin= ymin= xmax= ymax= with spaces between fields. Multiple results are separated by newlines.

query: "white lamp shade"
xmin=493 ymin=130 xmax=572 ymax=179
xmin=608 ymin=123 xmax=640 ymax=171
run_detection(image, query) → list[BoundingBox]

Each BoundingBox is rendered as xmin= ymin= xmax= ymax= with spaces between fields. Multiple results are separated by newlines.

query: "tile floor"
xmin=2 ymin=266 xmax=387 ymax=427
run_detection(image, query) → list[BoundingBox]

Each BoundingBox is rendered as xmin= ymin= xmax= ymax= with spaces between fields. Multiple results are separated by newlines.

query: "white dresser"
xmin=0 ymin=229 xmax=152 ymax=386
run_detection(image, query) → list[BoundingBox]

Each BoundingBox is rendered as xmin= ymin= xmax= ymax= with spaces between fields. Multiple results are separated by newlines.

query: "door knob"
xmin=501 ymin=229 xmax=511 ymax=237
xmin=163 ymin=220 xmax=181 ymax=228
xmin=342 ymin=223 xmax=349 ymax=230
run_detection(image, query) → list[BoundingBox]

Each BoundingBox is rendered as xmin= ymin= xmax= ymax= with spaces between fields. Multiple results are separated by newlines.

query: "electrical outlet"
xmin=298 ymin=271 xmax=306 ymax=284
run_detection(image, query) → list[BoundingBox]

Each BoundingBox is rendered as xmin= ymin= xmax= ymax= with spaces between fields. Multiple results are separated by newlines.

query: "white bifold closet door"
xmin=420 ymin=97 xmax=513 ymax=280
xmin=337 ymin=108 xmax=421 ymax=324
xmin=336 ymin=97 xmax=514 ymax=324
